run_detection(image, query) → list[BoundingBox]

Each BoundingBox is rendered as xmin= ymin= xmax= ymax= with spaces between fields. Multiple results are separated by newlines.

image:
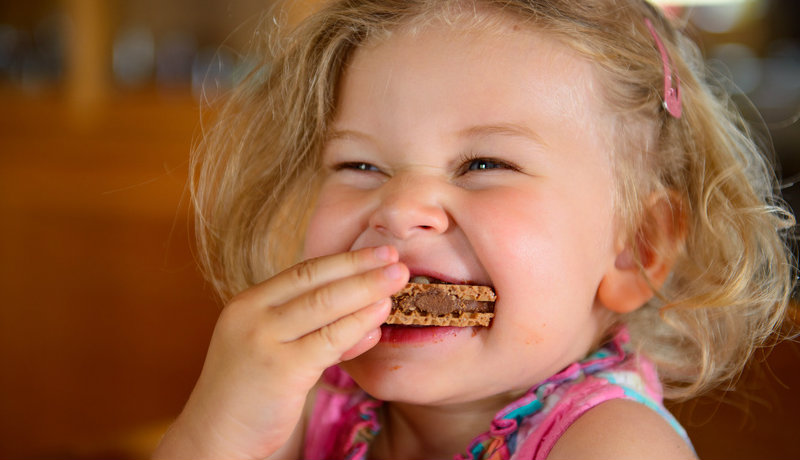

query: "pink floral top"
xmin=302 ymin=328 xmax=692 ymax=460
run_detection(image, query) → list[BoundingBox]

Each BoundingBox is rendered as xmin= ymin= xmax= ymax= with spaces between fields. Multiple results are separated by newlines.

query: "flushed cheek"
xmin=474 ymin=186 xmax=610 ymax=287
xmin=463 ymin=195 xmax=600 ymax=333
xmin=463 ymin=193 xmax=567 ymax=283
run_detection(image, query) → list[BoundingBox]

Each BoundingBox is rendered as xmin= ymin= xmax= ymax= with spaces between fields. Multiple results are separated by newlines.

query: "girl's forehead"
xmin=340 ymin=17 xmax=609 ymax=138
xmin=353 ymin=12 xmax=602 ymax=100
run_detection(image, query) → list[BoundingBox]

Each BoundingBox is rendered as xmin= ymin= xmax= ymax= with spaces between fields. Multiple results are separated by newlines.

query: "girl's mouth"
xmin=386 ymin=278 xmax=497 ymax=330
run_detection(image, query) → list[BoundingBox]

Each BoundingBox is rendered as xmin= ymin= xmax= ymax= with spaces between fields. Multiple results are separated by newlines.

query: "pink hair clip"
xmin=644 ymin=18 xmax=682 ymax=118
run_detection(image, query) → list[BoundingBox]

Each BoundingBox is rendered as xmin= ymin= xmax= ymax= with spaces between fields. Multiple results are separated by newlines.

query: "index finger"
xmin=238 ymin=245 xmax=399 ymax=308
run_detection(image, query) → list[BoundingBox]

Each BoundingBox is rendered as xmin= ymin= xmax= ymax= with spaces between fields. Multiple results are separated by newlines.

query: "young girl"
xmin=154 ymin=0 xmax=795 ymax=458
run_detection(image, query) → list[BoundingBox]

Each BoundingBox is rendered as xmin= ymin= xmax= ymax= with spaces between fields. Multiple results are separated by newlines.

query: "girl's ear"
xmin=597 ymin=191 xmax=686 ymax=314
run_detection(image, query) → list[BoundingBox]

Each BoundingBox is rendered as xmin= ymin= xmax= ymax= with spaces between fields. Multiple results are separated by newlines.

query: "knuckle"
xmin=220 ymin=293 xmax=264 ymax=325
xmin=292 ymin=259 xmax=318 ymax=285
xmin=317 ymin=324 xmax=339 ymax=352
xmin=346 ymin=249 xmax=363 ymax=266
xmin=310 ymin=286 xmax=335 ymax=312
xmin=219 ymin=294 xmax=277 ymax=343
xmin=216 ymin=304 xmax=260 ymax=348
xmin=225 ymin=292 xmax=249 ymax=311
xmin=219 ymin=295 xmax=250 ymax=326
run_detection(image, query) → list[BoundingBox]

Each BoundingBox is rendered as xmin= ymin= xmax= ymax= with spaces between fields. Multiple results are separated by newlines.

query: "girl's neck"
xmin=370 ymin=390 xmax=525 ymax=460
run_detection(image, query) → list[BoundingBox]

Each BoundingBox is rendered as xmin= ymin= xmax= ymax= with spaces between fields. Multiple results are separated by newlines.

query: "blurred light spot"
xmin=652 ymin=0 xmax=750 ymax=4
xmin=34 ymin=11 xmax=66 ymax=77
xmin=661 ymin=6 xmax=684 ymax=19
xmin=191 ymin=47 xmax=235 ymax=101
xmin=751 ymin=40 xmax=800 ymax=119
xmin=0 ymin=24 xmax=20 ymax=76
xmin=232 ymin=57 xmax=258 ymax=87
xmin=113 ymin=26 xmax=154 ymax=86
xmin=156 ymin=32 xmax=196 ymax=88
xmin=708 ymin=43 xmax=762 ymax=94
xmin=691 ymin=3 xmax=749 ymax=33
xmin=1 ymin=10 xmax=66 ymax=90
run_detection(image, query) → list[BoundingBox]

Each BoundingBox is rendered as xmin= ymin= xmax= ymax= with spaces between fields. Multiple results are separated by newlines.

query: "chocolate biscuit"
xmin=387 ymin=283 xmax=496 ymax=327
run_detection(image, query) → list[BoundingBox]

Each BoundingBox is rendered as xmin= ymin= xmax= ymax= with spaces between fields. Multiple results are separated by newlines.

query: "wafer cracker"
xmin=386 ymin=309 xmax=494 ymax=327
xmin=387 ymin=282 xmax=496 ymax=327
xmin=393 ymin=283 xmax=496 ymax=301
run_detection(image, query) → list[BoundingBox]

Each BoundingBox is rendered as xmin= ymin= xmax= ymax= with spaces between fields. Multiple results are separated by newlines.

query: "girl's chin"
xmin=339 ymin=324 xmax=487 ymax=397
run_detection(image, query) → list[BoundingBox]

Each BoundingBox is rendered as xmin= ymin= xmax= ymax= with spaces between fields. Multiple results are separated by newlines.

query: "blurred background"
xmin=0 ymin=0 xmax=798 ymax=458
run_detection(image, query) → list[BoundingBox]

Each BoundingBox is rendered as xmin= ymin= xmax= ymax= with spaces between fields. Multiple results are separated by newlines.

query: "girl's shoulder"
xmin=509 ymin=330 xmax=694 ymax=459
xmin=545 ymin=398 xmax=697 ymax=459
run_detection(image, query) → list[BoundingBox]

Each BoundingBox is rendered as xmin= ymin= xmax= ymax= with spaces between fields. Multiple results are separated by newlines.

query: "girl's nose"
xmin=368 ymin=174 xmax=450 ymax=240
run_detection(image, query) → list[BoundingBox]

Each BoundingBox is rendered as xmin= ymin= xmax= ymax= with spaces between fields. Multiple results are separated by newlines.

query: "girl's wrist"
xmin=151 ymin=414 xmax=221 ymax=460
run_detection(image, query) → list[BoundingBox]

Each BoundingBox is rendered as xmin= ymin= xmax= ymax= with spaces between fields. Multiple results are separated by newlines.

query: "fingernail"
xmin=363 ymin=327 xmax=382 ymax=342
xmin=374 ymin=245 xmax=394 ymax=262
xmin=383 ymin=263 xmax=404 ymax=280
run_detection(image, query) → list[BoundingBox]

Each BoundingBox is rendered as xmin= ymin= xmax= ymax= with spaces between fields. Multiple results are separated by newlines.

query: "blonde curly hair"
xmin=190 ymin=0 xmax=795 ymax=400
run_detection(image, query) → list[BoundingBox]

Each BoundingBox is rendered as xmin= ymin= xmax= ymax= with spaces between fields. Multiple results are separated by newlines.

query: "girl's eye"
xmin=462 ymin=157 xmax=519 ymax=173
xmin=336 ymin=162 xmax=381 ymax=172
xmin=468 ymin=159 xmax=503 ymax=171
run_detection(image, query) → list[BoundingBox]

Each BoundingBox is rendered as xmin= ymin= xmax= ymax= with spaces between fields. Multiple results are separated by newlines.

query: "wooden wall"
xmin=0 ymin=87 xmax=221 ymax=458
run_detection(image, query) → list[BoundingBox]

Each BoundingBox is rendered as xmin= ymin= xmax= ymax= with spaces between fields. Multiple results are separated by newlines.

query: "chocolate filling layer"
xmin=391 ymin=287 xmax=494 ymax=316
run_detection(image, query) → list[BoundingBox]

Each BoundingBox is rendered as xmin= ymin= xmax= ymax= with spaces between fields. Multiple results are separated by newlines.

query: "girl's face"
xmin=304 ymin=21 xmax=622 ymax=405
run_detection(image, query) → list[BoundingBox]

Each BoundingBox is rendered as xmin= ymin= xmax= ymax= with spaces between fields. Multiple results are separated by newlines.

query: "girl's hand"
xmin=152 ymin=246 xmax=408 ymax=459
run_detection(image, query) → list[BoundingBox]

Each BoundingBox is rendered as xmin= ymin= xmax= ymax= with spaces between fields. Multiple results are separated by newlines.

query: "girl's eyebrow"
xmin=325 ymin=128 xmax=376 ymax=144
xmin=458 ymin=123 xmax=547 ymax=146
xmin=326 ymin=123 xmax=546 ymax=146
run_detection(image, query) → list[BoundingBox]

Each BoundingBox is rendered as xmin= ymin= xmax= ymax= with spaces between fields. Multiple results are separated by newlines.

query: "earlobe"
xmin=597 ymin=246 xmax=671 ymax=314
xmin=598 ymin=192 xmax=686 ymax=314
